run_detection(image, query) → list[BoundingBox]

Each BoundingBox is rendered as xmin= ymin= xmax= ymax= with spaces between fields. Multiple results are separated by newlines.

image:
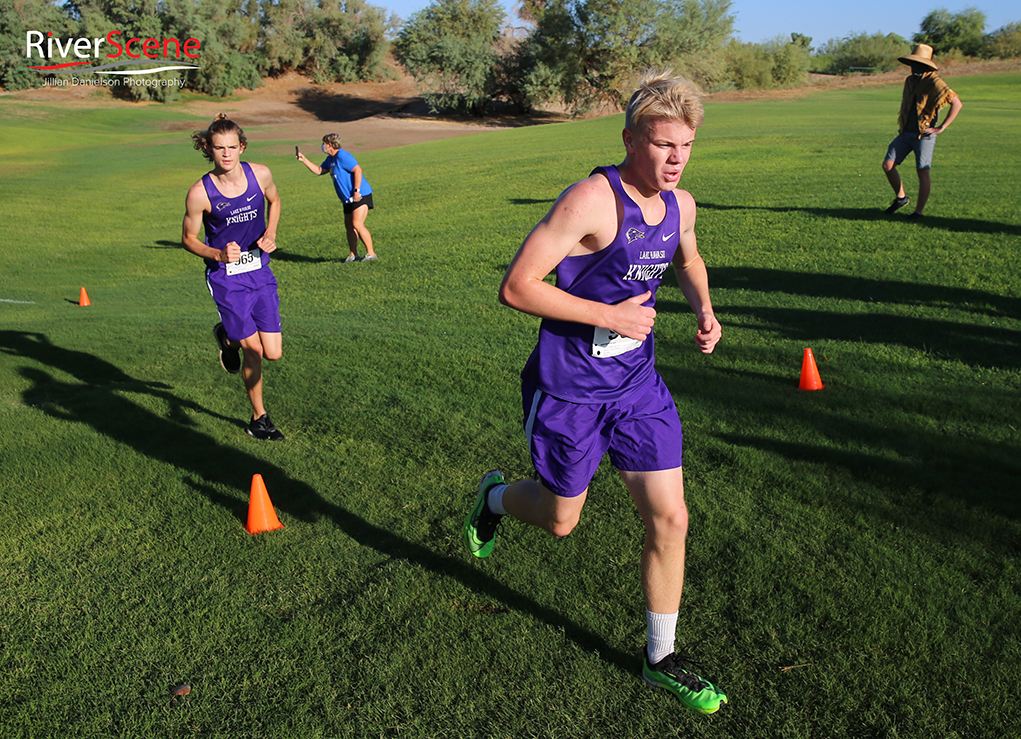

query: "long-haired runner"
xmin=182 ymin=114 xmax=285 ymax=440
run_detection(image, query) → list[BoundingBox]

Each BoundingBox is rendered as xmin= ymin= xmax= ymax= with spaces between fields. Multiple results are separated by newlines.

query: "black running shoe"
xmin=213 ymin=322 xmax=241 ymax=374
xmin=885 ymin=195 xmax=910 ymax=214
xmin=248 ymin=413 xmax=284 ymax=441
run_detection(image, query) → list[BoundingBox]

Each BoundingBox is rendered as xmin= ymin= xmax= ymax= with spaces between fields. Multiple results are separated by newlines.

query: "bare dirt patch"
xmin=1 ymin=68 xmax=561 ymax=153
xmin=4 ymin=59 xmax=1017 ymax=152
xmin=168 ymin=71 xmax=570 ymax=153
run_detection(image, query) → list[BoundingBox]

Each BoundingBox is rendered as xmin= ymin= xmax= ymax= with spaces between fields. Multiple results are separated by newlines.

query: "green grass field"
xmin=1 ymin=74 xmax=1019 ymax=738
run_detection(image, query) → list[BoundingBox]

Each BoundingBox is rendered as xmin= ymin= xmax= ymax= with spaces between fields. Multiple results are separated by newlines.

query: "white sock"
xmin=646 ymin=610 xmax=678 ymax=665
xmin=487 ymin=484 xmax=508 ymax=515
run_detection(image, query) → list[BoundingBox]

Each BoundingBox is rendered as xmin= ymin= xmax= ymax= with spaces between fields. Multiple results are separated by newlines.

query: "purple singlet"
xmin=201 ymin=162 xmax=273 ymax=284
xmin=521 ymin=165 xmax=681 ymax=403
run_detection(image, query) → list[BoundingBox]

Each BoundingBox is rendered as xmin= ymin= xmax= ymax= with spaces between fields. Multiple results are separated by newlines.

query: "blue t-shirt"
xmin=321 ymin=149 xmax=372 ymax=203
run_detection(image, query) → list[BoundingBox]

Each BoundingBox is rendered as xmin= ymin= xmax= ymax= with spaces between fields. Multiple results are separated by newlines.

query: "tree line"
xmin=2 ymin=0 xmax=1018 ymax=111
xmin=1 ymin=0 xmax=397 ymax=100
xmin=397 ymin=1 xmax=1020 ymax=115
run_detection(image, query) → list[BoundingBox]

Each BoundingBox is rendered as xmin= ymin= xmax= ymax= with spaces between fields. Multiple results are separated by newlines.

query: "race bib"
xmin=225 ymin=249 xmax=262 ymax=276
xmin=591 ymin=326 xmax=643 ymax=358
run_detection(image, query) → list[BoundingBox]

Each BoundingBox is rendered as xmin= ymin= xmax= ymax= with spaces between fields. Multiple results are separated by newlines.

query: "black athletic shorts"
xmin=343 ymin=193 xmax=374 ymax=214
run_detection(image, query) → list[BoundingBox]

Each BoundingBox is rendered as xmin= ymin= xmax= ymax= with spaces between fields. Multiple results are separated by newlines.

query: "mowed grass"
xmin=1 ymin=74 xmax=1019 ymax=738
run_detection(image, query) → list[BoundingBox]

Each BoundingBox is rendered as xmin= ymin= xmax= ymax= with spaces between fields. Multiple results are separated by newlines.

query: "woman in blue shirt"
xmin=297 ymin=134 xmax=378 ymax=262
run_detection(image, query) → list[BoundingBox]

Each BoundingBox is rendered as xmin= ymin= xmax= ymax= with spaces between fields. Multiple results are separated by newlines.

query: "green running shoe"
xmin=642 ymin=650 xmax=728 ymax=714
xmin=463 ymin=470 xmax=505 ymax=558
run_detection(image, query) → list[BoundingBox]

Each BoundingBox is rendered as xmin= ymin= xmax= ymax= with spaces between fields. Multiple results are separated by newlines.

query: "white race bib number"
xmin=591 ymin=326 xmax=642 ymax=358
xmin=225 ymin=249 xmax=262 ymax=276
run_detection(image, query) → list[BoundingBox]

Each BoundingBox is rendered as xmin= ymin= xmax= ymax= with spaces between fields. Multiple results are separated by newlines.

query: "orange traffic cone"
xmin=798 ymin=347 xmax=824 ymax=391
xmin=245 ymin=474 xmax=284 ymax=534
xmin=79 ymin=287 xmax=91 ymax=306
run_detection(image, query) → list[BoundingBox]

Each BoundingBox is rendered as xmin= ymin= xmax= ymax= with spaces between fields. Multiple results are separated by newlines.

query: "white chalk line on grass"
xmin=1 ymin=298 xmax=36 ymax=304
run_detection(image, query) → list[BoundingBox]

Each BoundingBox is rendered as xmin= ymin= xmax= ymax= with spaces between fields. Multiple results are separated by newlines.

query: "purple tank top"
xmin=521 ymin=165 xmax=680 ymax=403
xmin=201 ymin=162 xmax=271 ymax=276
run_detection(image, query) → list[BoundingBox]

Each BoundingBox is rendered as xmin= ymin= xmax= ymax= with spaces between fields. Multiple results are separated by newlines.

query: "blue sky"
xmin=384 ymin=0 xmax=1018 ymax=47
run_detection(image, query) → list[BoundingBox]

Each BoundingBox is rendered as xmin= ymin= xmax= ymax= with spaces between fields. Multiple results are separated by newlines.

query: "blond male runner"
xmin=463 ymin=71 xmax=727 ymax=714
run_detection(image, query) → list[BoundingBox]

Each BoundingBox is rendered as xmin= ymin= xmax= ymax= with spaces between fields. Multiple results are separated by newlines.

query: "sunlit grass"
xmin=0 ymin=74 xmax=1019 ymax=738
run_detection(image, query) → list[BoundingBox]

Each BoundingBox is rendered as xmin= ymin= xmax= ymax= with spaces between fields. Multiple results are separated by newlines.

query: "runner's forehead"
xmin=211 ymin=132 xmax=242 ymax=147
xmin=643 ymin=119 xmax=696 ymax=144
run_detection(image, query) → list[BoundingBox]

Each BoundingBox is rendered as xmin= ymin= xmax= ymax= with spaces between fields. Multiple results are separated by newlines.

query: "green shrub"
xmin=0 ymin=0 xmax=77 ymax=91
xmin=768 ymin=35 xmax=811 ymax=87
xmin=984 ymin=22 xmax=1021 ymax=59
xmin=725 ymin=39 xmax=775 ymax=89
xmin=651 ymin=0 xmax=735 ymax=93
xmin=259 ymin=0 xmax=389 ymax=84
xmin=393 ymin=0 xmax=505 ymax=115
xmin=723 ymin=35 xmax=809 ymax=90
xmin=815 ymin=31 xmax=910 ymax=75
xmin=1 ymin=0 xmax=389 ymax=97
xmin=914 ymin=6 xmax=987 ymax=58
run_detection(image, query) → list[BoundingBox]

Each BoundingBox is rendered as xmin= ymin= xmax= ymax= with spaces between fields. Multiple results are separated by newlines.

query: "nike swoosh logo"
xmin=247 ymin=193 xmax=257 ymax=202
xmin=662 ymin=232 xmax=676 ymax=241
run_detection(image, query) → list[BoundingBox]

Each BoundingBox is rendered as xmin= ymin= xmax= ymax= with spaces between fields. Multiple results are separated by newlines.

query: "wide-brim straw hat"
xmin=898 ymin=43 xmax=939 ymax=70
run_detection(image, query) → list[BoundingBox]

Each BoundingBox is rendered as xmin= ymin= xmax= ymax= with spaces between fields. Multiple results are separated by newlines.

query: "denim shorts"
xmin=885 ymin=131 xmax=936 ymax=170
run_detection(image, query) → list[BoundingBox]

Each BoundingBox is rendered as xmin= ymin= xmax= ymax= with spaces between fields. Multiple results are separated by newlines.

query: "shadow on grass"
xmin=268 ymin=251 xmax=336 ymax=264
xmin=699 ymin=202 xmax=1021 ymax=235
xmin=509 ymin=198 xmax=556 ymax=206
xmin=2 ymin=330 xmax=637 ymax=678
xmin=291 ymin=88 xmax=416 ymax=123
xmin=719 ymin=431 xmax=1020 ymax=521
xmin=655 ymin=266 xmax=1021 ymax=525
xmin=289 ymin=89 xmax=563 ymax=129
xmin=660 ymin=267 xmax=1021 ymax=370
xmin=140 ymin=241 xmax=336 ymax=263
xmin=662 ymin=355 xmax=1021 ymax=536
xmin=711 ymin=267 xmax=1021 ymax=322
xmin=718 ymin=305 xmax=1020 ymax=370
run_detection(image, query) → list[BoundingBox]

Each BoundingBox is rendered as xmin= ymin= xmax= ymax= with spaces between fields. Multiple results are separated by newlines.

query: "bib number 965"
xmin=226 ymin=249 xmax=262 ymax=276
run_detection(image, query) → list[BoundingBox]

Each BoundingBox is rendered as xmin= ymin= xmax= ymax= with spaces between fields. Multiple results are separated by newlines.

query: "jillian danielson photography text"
xmin=43 ymin=76 xmax=187 ymax=89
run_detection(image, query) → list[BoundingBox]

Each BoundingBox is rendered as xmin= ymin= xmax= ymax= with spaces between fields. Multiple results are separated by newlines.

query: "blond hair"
xmin=191 ymin=114 xmax=248 ymax=162
xmin=625 ymin=70 xmax=704 ymax=135
xmin=322 ymin=133 xmax=342 ymax=149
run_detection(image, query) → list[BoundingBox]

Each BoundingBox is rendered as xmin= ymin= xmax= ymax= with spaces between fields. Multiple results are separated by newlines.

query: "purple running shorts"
xmin=206 ymin=271 xmax=281 ymax=342
xmin=522 ymin=373 xmax=683 ymax=497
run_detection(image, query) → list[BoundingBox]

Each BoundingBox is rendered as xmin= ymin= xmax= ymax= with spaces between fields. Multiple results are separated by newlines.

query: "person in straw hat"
xmin=881 ymin=43 xmax=963 ymax=219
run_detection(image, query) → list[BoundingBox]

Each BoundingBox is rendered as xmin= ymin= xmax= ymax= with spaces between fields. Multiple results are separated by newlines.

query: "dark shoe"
xmin=213 ymin=322 xmax=241 ymax=374
xmin=906 ymin=211 xmax=923 ymax=220
xmin=642 ymin=649 xmax=728 ymax=714
xmin=885 ymin=195 xmax=910 ymax=214
xmin=247 ymin=414 xmax=284 ymax=441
